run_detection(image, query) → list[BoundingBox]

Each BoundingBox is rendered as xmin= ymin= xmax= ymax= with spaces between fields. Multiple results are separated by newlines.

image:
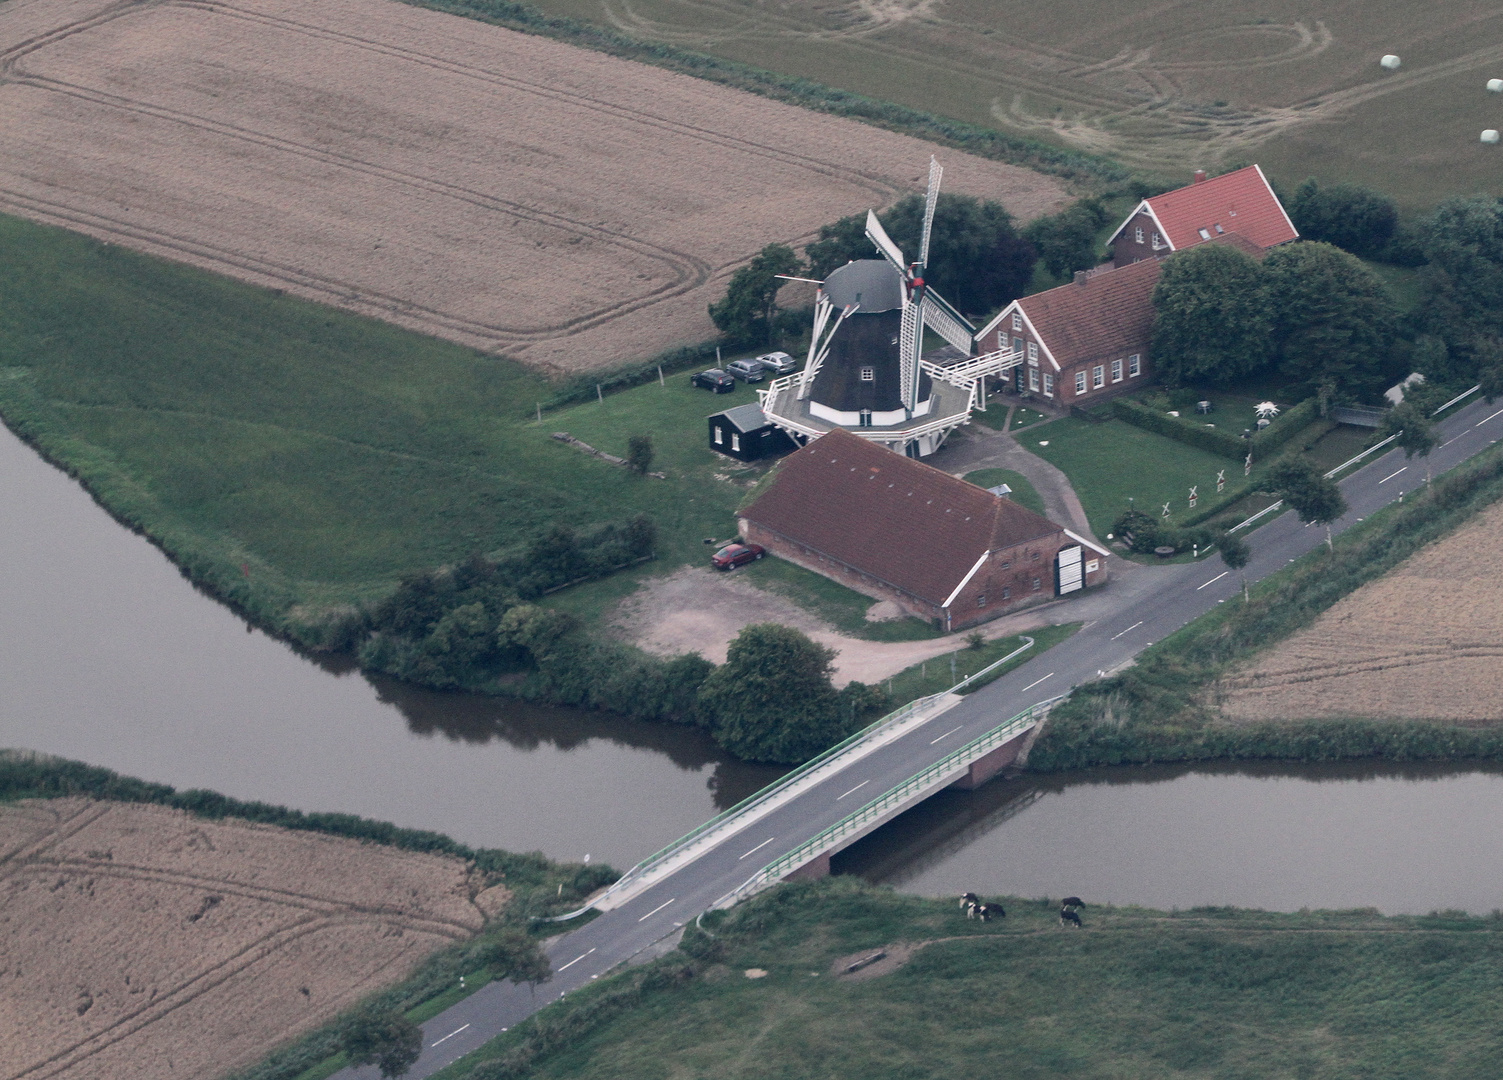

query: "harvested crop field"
xmin=0 ymin=797 xmax=491 ymax=1080
xmin=0 ymin=0 xmax=1065 ymax=374
xmin=1217 ymin=498 xmax=1503 ymax=725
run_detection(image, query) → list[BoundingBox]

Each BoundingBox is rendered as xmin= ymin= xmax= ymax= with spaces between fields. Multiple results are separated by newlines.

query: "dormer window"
xmin=860 ymin=367 xmax=874 ymax=382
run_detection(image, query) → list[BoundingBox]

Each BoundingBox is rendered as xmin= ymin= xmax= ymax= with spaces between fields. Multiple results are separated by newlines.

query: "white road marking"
xmin=836 ymin=780 xmax=869 ymax=801
xmin=557 ymin=948 xmax=596 ymax=971
xmin=1020 ymin=672 xmax=1054 ymax=692
xmin=1196 ymin=571 xmax=1229 ymax=590
xmin=431 ymin=1023 xmax=470 ymax=1047
xmin=638 ymin=898 xmax=678 ymax=922
xmin=738 ymin=836 xmax=776 ymax=860
xmin=929 ymin=724 xmax=964 ymax=745
xmin=1476 ymin=408 xmax=1503 ymax=427
xmin=1109 ymin=621 xmax=1143 ymax=641
xmin=1379 ymin=466 xmax=1407 ymax=484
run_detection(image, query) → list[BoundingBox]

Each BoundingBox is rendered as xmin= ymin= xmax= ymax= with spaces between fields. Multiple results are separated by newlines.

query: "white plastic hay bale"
xmin=1483 ymin=129 xmax=1501 ymax=145
xmin=1380 ymin=54 xmax=1401 ymax=71
xmin=1489 ymin=78 xmax=1503 ymax=93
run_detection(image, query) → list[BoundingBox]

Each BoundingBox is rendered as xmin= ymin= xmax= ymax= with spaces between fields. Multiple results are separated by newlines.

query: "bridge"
xmin=342 ymin=387 xmax=1499 ymax=1080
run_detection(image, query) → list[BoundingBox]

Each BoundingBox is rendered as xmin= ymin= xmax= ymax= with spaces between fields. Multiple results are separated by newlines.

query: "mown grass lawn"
xmin=442 ymin=877 xmax=1503 ymax=1080
xmin=962 ymin=466 xmax=1047 ymax=516
xmin=1024 ymin=417 xmax=1251 ymax=537
xmin=883 ymin=622 xmax=1079 ymax=703
xmin=0 ymin=214 xmax=748 ymax=636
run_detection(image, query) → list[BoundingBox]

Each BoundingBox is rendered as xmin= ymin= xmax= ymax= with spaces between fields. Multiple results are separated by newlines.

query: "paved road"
xmin=342 ymin=394 xmax=1503 ymax=1079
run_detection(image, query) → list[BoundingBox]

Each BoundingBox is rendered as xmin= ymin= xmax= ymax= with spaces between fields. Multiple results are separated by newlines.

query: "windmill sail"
xmin=864 ymin=210 xmax=907 ymax=273
xmin=917 ymin=156 xmax=942 ymax=270
xmin=921 ymin=290 xmax=974 ymax=353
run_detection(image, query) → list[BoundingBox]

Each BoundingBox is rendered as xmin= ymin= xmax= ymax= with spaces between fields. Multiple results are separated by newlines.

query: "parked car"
xmin=725 ymin=358 xmax=766 ymax=383
xmin=755 ymin=351 xmax=798 ymax=375
xmin=691 ymin=369 xmax=735 ymax=393
xmin=711 ymin=542 xmax=765 ymax=570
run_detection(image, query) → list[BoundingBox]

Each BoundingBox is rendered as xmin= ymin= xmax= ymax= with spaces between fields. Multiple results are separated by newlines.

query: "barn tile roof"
xmin=739 ymin=429 xmax=1062 ymax=607
xmin=1129 ymin=165 xmax=1297 ymax=252
xmin=1016 ymin=258 xmax=1162 ymax=370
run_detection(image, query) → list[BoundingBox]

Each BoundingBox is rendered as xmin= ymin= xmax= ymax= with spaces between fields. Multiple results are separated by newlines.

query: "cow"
xmin=1061 ymin=896 xmax=1085 ymax=910
xmin=1059 ymin=907 xmax=1083 ymax=928
xmin=976 ymin=903 xmax=1005 ymax=922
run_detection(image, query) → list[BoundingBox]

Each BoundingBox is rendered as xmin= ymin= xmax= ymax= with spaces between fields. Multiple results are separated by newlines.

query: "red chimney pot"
xmin=1193 ymin=169 xmax=1207 ymax=184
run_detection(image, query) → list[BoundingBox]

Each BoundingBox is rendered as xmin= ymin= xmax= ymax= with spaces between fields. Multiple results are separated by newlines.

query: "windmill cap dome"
xmin=823 ymin=260 xmax=905 ymax=312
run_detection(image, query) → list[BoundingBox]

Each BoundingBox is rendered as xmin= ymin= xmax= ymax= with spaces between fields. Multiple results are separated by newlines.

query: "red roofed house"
xmin=1107 ymin=164 xmax=1297 ymax=268
xmin=974 ymin=228 xmax=1269 ymax=407
xmin=738 ymin=428 xmax=1108 ymax=631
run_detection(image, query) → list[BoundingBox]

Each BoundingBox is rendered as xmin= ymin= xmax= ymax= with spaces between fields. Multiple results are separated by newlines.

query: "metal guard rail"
xmin=587 ymin=690 xmax=950 ymax=903
xmin=715 ymin=695 xmax=1067 ymax=909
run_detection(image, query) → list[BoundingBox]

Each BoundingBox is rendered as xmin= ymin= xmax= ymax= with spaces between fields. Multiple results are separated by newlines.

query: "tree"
xmin=626 ymin=434 xmax=654 ymax=475
xmin=1217 ymin=530 xmax=1251 ymax=601
xmin=1378 ymin=401 xmax=1439 ymax=483
xmin=473 ymin=929 xmax=552 ymax=988
xmin=1025 ymin=198 xmax=1110 ymax=279
xmin=804 ymin=193 xmax=1036 ymax=318
xmin=1150 ymin=243 xmax=1271 ymax=385
xmin=1285 ymin=178 xmax=1398 ymax=260
xmin=697 ymin=623 xmax=850 ymax=763
xmin=1418 ymin=197 xmax=1503 ymax=358
xmin=339 ymin=1007 xmax=423 ymax=1078
xmin=709 ymin=243 xmax=804 ymax=346
xmin=1265 ymin=459 xmax=1348 ymax=550
xmin=1263 ymin=242 xmax=1398 ymax=408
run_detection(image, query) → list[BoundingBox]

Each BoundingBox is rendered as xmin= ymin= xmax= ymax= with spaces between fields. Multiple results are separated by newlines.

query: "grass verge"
xmin=435 ymin=876 xmax=1503 ymax=1080
xmin=882 ymin=623 xmax=1080 ymax=704
xmin=1029 ymin=442 xmax=1503 ymax=773
xmin=737 ymin=555 xmax=945 ymax=642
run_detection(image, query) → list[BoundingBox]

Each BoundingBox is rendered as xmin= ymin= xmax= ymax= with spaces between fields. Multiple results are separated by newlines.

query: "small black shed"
xmin=708 ymin=403 xmax=797 ymax=461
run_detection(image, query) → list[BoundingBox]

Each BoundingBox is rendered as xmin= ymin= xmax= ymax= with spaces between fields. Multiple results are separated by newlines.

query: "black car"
xmin=691 ymin=369 xmax=735 ymax=393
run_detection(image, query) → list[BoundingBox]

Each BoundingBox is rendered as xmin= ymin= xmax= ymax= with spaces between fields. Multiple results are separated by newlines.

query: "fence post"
xmin=658 ymin=365 xmax=664 ymax=387
xmin=597 ymin=383 xmax=603 ymax=403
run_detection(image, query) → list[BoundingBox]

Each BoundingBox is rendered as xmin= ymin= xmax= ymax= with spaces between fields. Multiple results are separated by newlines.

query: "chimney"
xmin=1073 ymin=270 xmax=1089 ymax=287
xmin=1193 ymin=169 xmax=1207 ymax=184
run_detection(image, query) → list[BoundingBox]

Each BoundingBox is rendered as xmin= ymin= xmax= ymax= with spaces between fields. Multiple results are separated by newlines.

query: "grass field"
xmin=0 ymin=215 xmax=749 ymax=639
xmin=440 ymin=876 xmax=1503 ymax=1080
xmin=961 ymin=467 xmax=1048 ymax=517
xmin=1022 ymin=417 xmax=1244 ymax=537
xmin=507 ymin=0 xmax=1503 ymax=209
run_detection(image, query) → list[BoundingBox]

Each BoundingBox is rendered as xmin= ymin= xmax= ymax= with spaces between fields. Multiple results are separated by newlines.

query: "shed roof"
xmin=1112 ymin=165 xmax=1297 ymax=252
xmin=740 ymin=428 xmax=1062 ymax=607
xmin=713 ymin=403 xmax=774 ymax=433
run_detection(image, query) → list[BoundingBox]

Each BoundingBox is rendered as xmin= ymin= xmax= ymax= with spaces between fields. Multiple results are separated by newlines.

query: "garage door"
xmin=1056 ymin=545 xmax=1083 ymax=595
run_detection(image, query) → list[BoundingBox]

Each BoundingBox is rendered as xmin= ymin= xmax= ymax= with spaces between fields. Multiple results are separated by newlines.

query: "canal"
xmin=4 ymin=422 xmax=1499 ymax=913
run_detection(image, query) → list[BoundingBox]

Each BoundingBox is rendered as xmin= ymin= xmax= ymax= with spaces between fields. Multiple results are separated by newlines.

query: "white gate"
xmin=1056 ymin=544 xmax=1083 ymax=595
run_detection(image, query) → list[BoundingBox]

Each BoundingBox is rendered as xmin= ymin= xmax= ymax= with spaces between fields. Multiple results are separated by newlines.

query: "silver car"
xmin=755 ymin=351 xmax=798 ymax=375
xmin=725 ymin=358 xmax=766 ymax=383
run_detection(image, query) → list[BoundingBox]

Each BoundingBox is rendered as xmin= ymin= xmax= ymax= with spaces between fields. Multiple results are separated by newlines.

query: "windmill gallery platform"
xmin=337 ymin=391 xmax=1503 ymax=1080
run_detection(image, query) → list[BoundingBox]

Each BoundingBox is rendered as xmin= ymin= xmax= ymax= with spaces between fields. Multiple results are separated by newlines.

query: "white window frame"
xmin=1092 ymin=365 xmax=1105 ymax=389
xmin=1028 ymin=368 xmax=1039 ymax=391
xmin=713 ymin=425 xmax=723 ymax=445
xmin=1075 ymin=371 xmax=1087 ymax=395
xmin=1111 ymin=359 xmax=1123 ymax=382
xmin=1134 ymin=226 xmax=1143 ymax=243
xmin=1151 ymin=232 xmax=1163 ymax=250
xmin=730 ymin=432 xmax=740 ymax=452
xmin=1129 ymin=354 xmax=1142 ymax=377
xmin=1043 ymin=373 xmax=1054 ymax=396
xmin=859 ymin=367 xmax=874 ymax=382
xmin=1012 ymin=312 xmax=1022 ymax=331
xmin=1026 ymin=341 xmax=1038 ymax=364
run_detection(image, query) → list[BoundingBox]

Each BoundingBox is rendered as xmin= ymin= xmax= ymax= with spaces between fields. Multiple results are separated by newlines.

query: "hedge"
xmin=1111 ymin=395 xmax=1322 ymax=462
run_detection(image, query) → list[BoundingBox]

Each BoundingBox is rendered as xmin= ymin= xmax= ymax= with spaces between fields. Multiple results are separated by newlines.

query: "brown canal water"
xmin=837 ymin=760 xmax=1503 ymax=915
xmin=0 ymin=424 xmax=782 ymax=867
xmin=7 ymin=423 xmax=1502 ymax=914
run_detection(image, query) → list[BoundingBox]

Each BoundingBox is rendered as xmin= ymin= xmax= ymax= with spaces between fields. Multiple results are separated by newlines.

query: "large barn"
xmin=738 ymin=428 xmax=1107 ymax=631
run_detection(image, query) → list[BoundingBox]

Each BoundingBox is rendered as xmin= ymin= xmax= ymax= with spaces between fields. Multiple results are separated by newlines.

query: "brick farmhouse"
xmin=738 ymin=429 xmax=1108 ymax=631
xmin=974 ymin=165 xmax=1289 ymax=408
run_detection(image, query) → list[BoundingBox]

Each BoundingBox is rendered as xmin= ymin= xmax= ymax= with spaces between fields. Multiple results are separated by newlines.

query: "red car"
xmin=711 ymin=543 xmax=765 ymax=570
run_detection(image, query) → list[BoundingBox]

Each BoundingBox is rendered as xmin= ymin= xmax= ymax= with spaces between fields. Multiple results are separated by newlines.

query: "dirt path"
xmin=610 ymin=566 xmax=1056 ymax=687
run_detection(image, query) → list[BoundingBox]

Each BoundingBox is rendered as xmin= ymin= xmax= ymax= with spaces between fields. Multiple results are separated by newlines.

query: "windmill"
xmin=863 ymin=157 xmax=978 ymax=410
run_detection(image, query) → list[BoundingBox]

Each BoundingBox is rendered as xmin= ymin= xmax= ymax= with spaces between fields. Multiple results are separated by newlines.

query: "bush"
xmin=1285 ymin=178 xmax=1399 ymax=260
xmin=339 ymin=1008 xmax=422 ymax=1079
